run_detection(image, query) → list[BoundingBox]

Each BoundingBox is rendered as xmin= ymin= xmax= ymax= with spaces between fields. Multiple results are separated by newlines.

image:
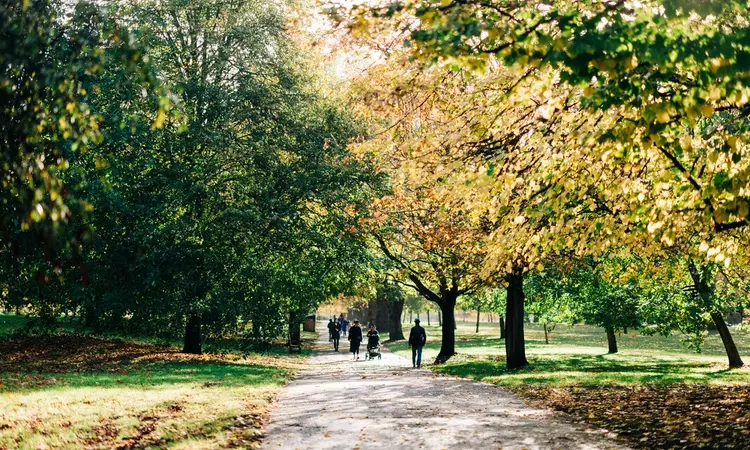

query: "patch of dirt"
xmin=510 ymin=383 xmax=750 ymax=450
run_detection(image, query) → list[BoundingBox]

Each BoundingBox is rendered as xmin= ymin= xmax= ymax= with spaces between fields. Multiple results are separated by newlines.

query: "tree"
xmin=337 ymin=0 xmax=750 ymax=369
xmin=376 ymin=280 xmax=406 ymax=340
xmin=686 ymin=261 xmax=744 ymax=368
xmin=525 ymin=274 xmax=574 ymax=345
xmin=0 ymin=0 xmax=379 ymax=351
xmin=0 ymin=0 xmax=162 ymax=325
xmin=369 ymin=190 xmax=487 ymax=362
xmin=569 ymin=261 xmax=643 ymax=354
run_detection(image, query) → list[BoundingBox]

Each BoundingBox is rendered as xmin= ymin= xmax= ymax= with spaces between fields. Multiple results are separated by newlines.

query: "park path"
xmin=261 ymin=325 xmax=628 ymax=450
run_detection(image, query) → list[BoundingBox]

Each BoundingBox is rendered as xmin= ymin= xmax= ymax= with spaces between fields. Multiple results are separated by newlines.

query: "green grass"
xmin=0 ymin=314 xmax=304 ymax=449
xmin=386 ymin=321 xmax=750 ymax=387
xmin=0 ymin=314 xmax=34 ymax=336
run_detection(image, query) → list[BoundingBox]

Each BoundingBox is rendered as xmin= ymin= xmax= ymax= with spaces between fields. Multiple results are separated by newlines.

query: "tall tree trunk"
xmin=427 ymin=310 xmax=431 ymax=326
xmin=438 ymin=311 xmax=442 ymax=326
xmin=375 ymin=295 xmax=391 ymax=333
xmin=505 ymin=272 xmax=528 ymax=369
xmin=182 ymin=315 xmax=202 ymax=354
xmin=711 ymin=312 xmax=744 ymax=368
xmin=435 ymin=295 xmax=457 ymax=363
xmin=688 ymin=260 xmax=744 ymax=368
xmin=543 ymin=323 xmax=549 ymax=344
xmin=463 ymin=310 xmax=467 ymax=321
xmin=388 ymin=298 xmax=405 ymax=341
xmin=499 ymin=316 xmax=505 ymax=339
xmin=606 ymin=326 xmax=618 ymax=354
xmin=475 ymin=307 xmax=481 ymax=333
xmin=409 ymin=311 xmax=412 ymax=323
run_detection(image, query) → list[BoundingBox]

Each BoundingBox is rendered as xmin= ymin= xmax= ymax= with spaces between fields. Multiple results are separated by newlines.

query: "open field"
xmin=387 ymin=321 xmax=750 ymax=385
xmin=383 ymin=321 xmax=750 ymax=449
xmin=0 ymin=315 xmax=304 ymax=450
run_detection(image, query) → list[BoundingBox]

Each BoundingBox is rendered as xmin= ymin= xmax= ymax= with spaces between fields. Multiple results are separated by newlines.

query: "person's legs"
xmin=416 ymin=346 xmax=423 ymax=368
xmin=333 ymin=337 xmax=339 ymax=351
xmin=411 ymin=346 xmax=417 ymax=368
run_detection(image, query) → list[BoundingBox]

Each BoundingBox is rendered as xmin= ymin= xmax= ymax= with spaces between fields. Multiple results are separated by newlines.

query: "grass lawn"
xmin=385 ymin=320 xmax=750 ymax=449
xmin=0 ymin=314 xmax=305 ymax=450
xmin=386 ymin=321 xmax=750 ymax=385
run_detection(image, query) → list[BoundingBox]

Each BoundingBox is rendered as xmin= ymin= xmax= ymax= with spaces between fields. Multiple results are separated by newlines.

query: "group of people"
xmin=326 ymin=315 xmax=427 ymax=368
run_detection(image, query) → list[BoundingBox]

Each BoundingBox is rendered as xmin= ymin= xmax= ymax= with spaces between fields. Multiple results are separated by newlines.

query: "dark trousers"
xmin=332 ymin=335 xmax=340 ymax=351
xmin=412 ymin=346 xmax=423 ymax=367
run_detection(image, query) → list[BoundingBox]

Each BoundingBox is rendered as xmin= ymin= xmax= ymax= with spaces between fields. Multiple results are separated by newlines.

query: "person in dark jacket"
xmin=408 ymin=318 xmax=427 ymax=368
xmin=348 ymin=320 xmax=363 ymax=360
xmin=332 ymin=319 xmax=341 ymax=351
xmin=327 ymin=319 xmax=336 ymax=342
xmin=366 ymin=325 xmax=380 ymax=350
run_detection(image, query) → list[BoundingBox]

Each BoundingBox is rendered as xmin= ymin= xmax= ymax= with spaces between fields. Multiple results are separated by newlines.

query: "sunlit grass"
xmin=385 ymin=321 xmax=750 ymax=387
xmin=0 ymin=314 xmax=303 ymax=449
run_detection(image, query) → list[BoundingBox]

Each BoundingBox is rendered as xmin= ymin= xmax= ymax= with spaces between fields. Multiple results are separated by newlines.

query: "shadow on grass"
xmin=0 ymin=331 xmax=293 ymax=394
xmin=0 ymin=358 xmax=288 ymax=393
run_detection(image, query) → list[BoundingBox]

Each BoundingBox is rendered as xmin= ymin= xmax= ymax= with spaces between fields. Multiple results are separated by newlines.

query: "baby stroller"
xmin=365 ymin=331 xmax=381 ymax=360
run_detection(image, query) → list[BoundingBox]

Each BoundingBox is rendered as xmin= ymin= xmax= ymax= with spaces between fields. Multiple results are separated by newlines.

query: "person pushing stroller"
xmin=365 ymin=324 xmax=381 ymax=360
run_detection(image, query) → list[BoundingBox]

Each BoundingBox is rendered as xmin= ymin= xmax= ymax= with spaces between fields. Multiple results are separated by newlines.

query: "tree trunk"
xmin=409 ymin=311 xmax=412 ymax=322
xmin=475 ymin=307 xmax=481 ymax=333
xmin=687 ymin=260 xmax=744 ymax=368
xmin=375 ymin=295 xmax=391 ymax=333
xmin=182 ymin=315 xmax=202 ymax=354
xmin=543 ymin=323 xmax=549 ymax=344
xmin=388 ymin=298 xmax=405 ymax=341
xmin=435 ymin=296 xmax=457 ymax=363
xmin=711 ymin=312 xmax=744 ymax=368
xmin=606 ymin=326 xmax=618 ymax=354
xmin=499 ymin=316 xmax=505 ymax=339
xmin=438 ymin=311 xmax=442 ymax=327
xmin=427 ymin=310 xmax=431 ymax=326
xmin=463 ymin=310 xmax=467 ymax=321
xmin=505 ymin=272 xmax=528 ymax=369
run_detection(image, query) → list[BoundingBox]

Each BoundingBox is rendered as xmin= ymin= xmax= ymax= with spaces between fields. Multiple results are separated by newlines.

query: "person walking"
xmin=366 ymin=325 xmax=380 ymax=351
xmin=327 ymin=319 xmax=336 ymax=342
xmin=348 ymin=319 xmax=363 ymax=360
xmin=408 ymin=318 xmax=427 ymax=368
xmin=332 ymin=319 xmax=341 ymax=351
xmin=338 ymin=314 xmax=348 ymax=336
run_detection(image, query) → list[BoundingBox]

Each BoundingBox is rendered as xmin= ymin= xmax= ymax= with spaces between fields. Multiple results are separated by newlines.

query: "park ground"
xmin=385 ymin=321 xmax=750 ymax=449
xmin=0 ymin=315 xmax=311 ymax=450
xmin=3 ymin=314 xmax=750 ymax=449
xmin=261 ymin=325 xmax=626 ymax=450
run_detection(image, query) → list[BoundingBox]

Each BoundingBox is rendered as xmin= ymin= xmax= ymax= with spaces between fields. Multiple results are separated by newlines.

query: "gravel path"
xmin=261 ymin=326 xmax=628 ymax=450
